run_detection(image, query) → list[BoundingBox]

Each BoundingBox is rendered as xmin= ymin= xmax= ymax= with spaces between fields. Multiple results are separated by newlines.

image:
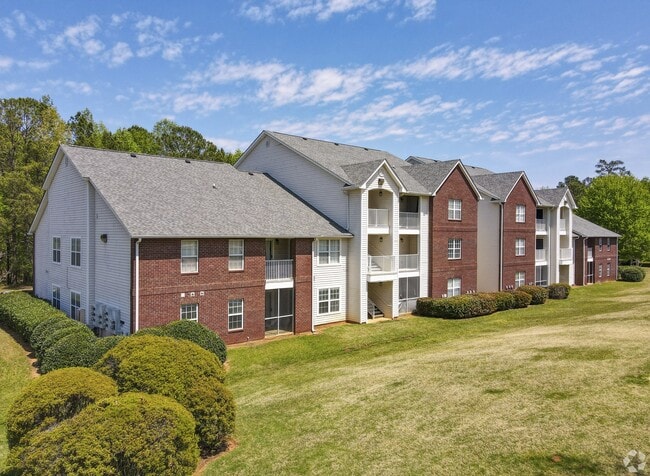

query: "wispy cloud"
xmin=43 ymin=15 xmax=104 ymax=55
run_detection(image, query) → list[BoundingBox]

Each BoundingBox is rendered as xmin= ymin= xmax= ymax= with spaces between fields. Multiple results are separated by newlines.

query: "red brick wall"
xmin=293 ymin=239 xmax=313 ymax=334
xmin=429 ymin=167 xmax=479 ymax=297
xmin=574 ymin=237 xmax=586 ymax=285
xmin=132 ymin=238 xmax=313 ymax=344
xmin=592 ymin=237 xmax=618 ymax=283
xmin=502 ymin=179 xmax=536 ymax=290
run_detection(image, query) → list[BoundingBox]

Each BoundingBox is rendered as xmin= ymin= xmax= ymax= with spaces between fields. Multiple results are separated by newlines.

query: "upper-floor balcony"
xmin=559 ymin=247 xmax=573 ymax=263
xmin=536 ymin=218 xmax=547 ymax=234
xmin=368 ymin=208 xmax=389 ymax=234
xmin=398 ymin=254 xmax=419 ymax=271
xmin=535 ymin=249 xmax=546 ymax=262
xmin=559 ymin=218 xmax=568 ymax=234
xmin=399 ymin=212 xmax=419 ymax=233
xmin=266 ymin=259 xmax=294 ymax=282
xmin=587 ymin=248 xmax=594 ymax=262
xmin=367 ymin=255 xmax=397 ymax=282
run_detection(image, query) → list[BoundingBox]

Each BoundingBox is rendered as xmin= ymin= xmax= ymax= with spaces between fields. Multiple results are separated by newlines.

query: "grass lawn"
xmin=206 ymin=279 xmax=650 ymax=475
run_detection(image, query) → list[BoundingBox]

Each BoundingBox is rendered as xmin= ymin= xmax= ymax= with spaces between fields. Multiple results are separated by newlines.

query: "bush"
xmin=480 ymin=292 xmax=517 ymax=311
xmin=31 ymin=316 xmax=92 ymax=360
xmin=187 ymin=378 xmax=236 ymax=453
xmin=10 ymin=392 xmax=199 ymax=476
xmin=39 ymin=334 xmax=126 ymax=374
xmin=6 ymin=367 xmax=118 ymax=448
xmin=95 ymin=335 xmax=233 ymax=453
xmin=509 ymin=290 xmax=532 ymax=308
xmin=548 ymin=283 xmax=571 ymax=299
xmin=0 ymin=292 xmax=67 ymax=342
xmin=416 ymin=294 xmax=497 ymax=319
xmin=619 ymin=266 xmax=646 ymax=282
xmin=138 ymin=320 xmax=227 ymax=363
xmin=517 ymin=285 xmax=548 ymax=305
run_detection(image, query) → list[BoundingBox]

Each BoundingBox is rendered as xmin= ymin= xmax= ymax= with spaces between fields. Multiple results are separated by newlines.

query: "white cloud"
xmin=0 ymin=56 xmax=13 ymax=71
xmin=44 ymin=15 xmax=104 ymax=56
xmin=206 ymin=137 xmax=250 ymax=152
xmin=405 ymin=0 xmax=437 ymax=21
xmin=0 ymin=18 xmax=15 ymax=39
xmin=108 ymin=42 xmax=134 ymax=66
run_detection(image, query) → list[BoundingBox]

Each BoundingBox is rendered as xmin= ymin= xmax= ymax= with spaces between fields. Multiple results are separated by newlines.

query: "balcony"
xmin=368 ymin=208 xmax=389 ymax=233
xmin=535 ymin=249 xmax=546 ymax=262
xmin=559 ymin=247 xmax=573 ymax=263
xmin=399 ymin=254 xmax=419 ymax=271
xmin=536 ymin=219 xmax=547 ymax=233
xmin=266 ymin=259 xmax=293 ymax=281
xmin=559 ymin=218 xmax=567 ymax=234
xmin=368 ymin=255 xmax=396 ymax=276
xmin=587 ymin=248 xmax=593 ymax=262
xmin=399 ymin=212 xmax=419 ymax=231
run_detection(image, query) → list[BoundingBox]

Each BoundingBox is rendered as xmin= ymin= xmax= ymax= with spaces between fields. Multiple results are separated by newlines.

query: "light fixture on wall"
xmin=100 ymin=234 xmax=108 ymax=243
xmin=379 ymin=236 xmax=383 ymax=242
xmin=378 ymin=177 xmax=385 ymax=187
xmin=378 ymin=190 xmax=383 ymax=197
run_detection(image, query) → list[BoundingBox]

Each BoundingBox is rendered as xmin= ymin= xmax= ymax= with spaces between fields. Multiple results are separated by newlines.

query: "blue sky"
xmin=1 ymin=1 xmax=649 ymax=187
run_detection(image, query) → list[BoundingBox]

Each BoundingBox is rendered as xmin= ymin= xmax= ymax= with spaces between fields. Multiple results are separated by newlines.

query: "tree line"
xmin=0 ymin=96 xmax=242 ymax=285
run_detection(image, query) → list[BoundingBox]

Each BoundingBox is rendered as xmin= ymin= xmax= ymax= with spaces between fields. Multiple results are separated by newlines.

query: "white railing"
xmin=368 ymin=255 xmax=396 ymax=274
xmin=536 ymin=218 xmax=546 ymax=232
xmin=265 ymin=259 xmax=293 ymax=281
xmin=368 ymin=208 xmax=389 ymax=228
xmin=535 ymin=249 xmax=546 ymax=261
xmin=399 ymin=212 xmax=419 ymax=229
xmin=560 ymin=247 xmax=573 ymax=261
xmin=559 ymin=218 xmax=567 ymax=233
xmin=399 ymin=254 xmax=419 ymax=270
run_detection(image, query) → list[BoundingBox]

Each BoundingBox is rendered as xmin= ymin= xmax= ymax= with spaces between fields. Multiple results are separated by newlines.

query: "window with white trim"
xmin=515 ymin=238 xmax=526 ymax=256
xmin=180 ymin=303 xmax=198 ymax=321
xmin=515 ymin=271 xmax=526 ymax=288
xmin=598 ymin=264 xmax=603 ymax=278
xmin=318 ymin=287 xmax=340 ymax=314
xmin=515 ymin=205 xmax=526 ymax=223
xmin=318 ymin=240 xmax=340 ymax=265
xmin=606 ymin=263 xmax=611 ymax=277
xmin=598 ymin=238 xmax=602 ymax=251
xmin=448 ymin=199 xmax=462 ymax=221
xmin=606 ymin=238 xmax=611 ymax=251
xmin=448 ymin=238 xmax=462 ymax=260
xmin=52 ymin=237 xmax=61 ymax=263
xmin=52 ymin=285 xmax=61 ymax=310
xmin=447 ymin=278 xmax=461 ymax=297
xmin=70 ymin=291 xmax=81 ymax=319
xmin=229 ymin=239 xmax=244 ymax=271
xmin=70 ymin=238 xmax=81 ymax=267
xmin=228 ymin=299 xmax=244 ymax=331
xmin=181 ymin=240 xmax=198 ymax=273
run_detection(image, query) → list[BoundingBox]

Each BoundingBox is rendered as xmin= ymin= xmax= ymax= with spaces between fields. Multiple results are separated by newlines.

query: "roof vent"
xmin=302 ymin=137 xmax=307 ymax=140
xmin=130 ymin=153 xmax=137 ymax=158
xmin=334 ymin=143 xmax=339 ymax=146
xmin=364 ymin=148 xmax=368 ymax=151
xmin=185 ymin=159 xmax=191 ymax=164
xmin=248 ymin=172 xmax=254 ymax=176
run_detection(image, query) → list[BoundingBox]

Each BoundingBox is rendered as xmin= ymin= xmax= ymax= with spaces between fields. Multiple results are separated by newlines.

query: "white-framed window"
xmin=448 ymin=238 xmax=462 ymax=260
xmin=318 ymin=240 xmax=340 ymax=265
xmin=515 ymin=205 xmax=526 ymax=223
xmin=228 ymin=299 xmax=244 ymax=331
xmin=318 ymin=287 xmax=340 ymax=314
xmin=70 ymin=238 xmax=81 ymax=267
xmin=606 ymin=238 xmax=611 ymax=251
xmin=606 ymin=263 xmax=611 ymax=277
xmin=598 ymin=238 xmax=602 ymax=251
xmin=229 ymin=239 xmax=244 ymax=271
xmin=598 ymin=264 xmax=603 ymax=278
xmin=447 ymin=278 xmax=461 ymax=297
xmin=448 ymin=199 xmax=462 ymax=221
xmin=70 ymin=291 xmax=81 ymax=319
xmin=180 ymin=303 xmax=198 ymax=321
xmin=515 ymin=238 xmax=526 ymax=256
xmin=52 ymin=237 xmax=61 ymax=263
xmin=181 ymin=240 xmax=198 ymax=273
xmin=515 ymin=271 xmax=526 ymax=288
xmin=52 ymin=285 xmax=61 ymax=310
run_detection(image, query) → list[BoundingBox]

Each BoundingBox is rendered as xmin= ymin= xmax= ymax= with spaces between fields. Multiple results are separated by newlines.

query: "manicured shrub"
xmin=187 ymin=378 xmax=236 ymax=454
xmin=95 ymin=335 xmax=232 ymax=453
xmin=6 ymin=367 xmax=118 ymax=448
xmin=31 ymin=316 xmax=91 ymax=360
xmin=548 ymin=283 xmax=571 ymax=299
xmin=416 ymin=294 xmax=497 ymax=319
xmin=138 ymin=320 xmax=227 ymax=363
xmin=619 ymin=266 xmax=646 ymax=282
xmin=0 ymin=292 xmax=67 ymax=342
xmin=517 ymin=285 xmax=548 ymax=305
xmin=509 ymin=290 xmax=532 ymax=308
xmin=10 ymin=392 xmax=199 ymax=476
xmin=39 ymin=334 xmax=126 ymax=374
xmin=489 ymin=292 xmax=517 ymax=311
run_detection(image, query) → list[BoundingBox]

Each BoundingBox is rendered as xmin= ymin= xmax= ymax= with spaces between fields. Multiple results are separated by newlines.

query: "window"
xmin=180 ymin=303 xmax=198 ymax=321
xmin=181 ymin=240 xmax=198 ymax=273
xmin=447 ymin=278 xmax=461 ymax=297
xmin=318 ymin=288 xmax=340 ymax=314
xmin=52 ymin=286 xmax=61 ymax=310
xmin=606 ymin=263 xmax=611 ymax=277
xmin=515 ymin=238 xmax=526 ymax=256
xmin=598 ymin=238 xmax=602 ymax=251
xmin=448 ymin=238 xmax=462 ymax=260
xmin=515 ymin=271 xmax=526 ymax=288
xmin=598 ymin=264 xmax=603 ymax=278
xmin=229 ymin=239 xmax=244 ymax=271
xmin=228 ymin=299 xmax=244 ymax=331
xmin=70 ymin=238 xmax=81 ymax=267
xmin=70 ymin=291 xmax=81 ymax=319
xmin=606 ymin=238 xmax=611 ymax=251
xmin=52 ymin=237 xmax=61 ymax=263
xmin=448 ymin=199 xmax=462 ymax=220
xmin=515 ymin=205 xmax=526 ymax=223
xmin=318 ymin=240 xmax=340 ymax=265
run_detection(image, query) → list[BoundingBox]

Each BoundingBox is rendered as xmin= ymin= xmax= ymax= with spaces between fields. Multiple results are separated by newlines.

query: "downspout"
xmin=134 ymin=238 xmax=142 ymax=333
xmin=311 ymin=239 xmax=316 ymax=333
xmin=499 ymin=203 xmax=504 ymax=290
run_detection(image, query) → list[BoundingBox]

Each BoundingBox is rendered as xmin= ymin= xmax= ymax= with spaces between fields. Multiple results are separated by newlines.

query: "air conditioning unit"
xmin=75 ymin=308 xmax=86 ymax=323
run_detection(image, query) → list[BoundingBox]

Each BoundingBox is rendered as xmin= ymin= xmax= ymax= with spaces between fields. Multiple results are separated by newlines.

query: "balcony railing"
xmin=587 ymin=248 xmax=593 ymax=261
xmin=535 ymin=249 xmax=546 ymax=261
xmin=399 ymin=212 xmax=419 ymax=230
xmin=536 ymin=218 xmax=546 ymax=232
xmin=266 ymin=259 xmax=293 ymax=281
xmin=399 ymin=254 xmax=419 ymax=271
xmin=559 ymin=247 xmax=573 ymax=261
xmin=559 ymin=218 xmax=567 ymax=233
xmin=368 ymin=255 xmax=396 ymax=274
xmin=368 ymin=208 xmax=389 ymax=228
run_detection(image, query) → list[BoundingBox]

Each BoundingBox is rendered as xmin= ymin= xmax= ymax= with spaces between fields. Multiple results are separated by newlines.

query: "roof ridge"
xmin=62 ymin=143 xmax=231 ymax=166
xmin=266 ymin=130 xmax=389 ymax=154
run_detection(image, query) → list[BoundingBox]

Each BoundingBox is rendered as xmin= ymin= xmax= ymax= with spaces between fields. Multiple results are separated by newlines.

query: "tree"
xmin=557 ymin=175 xmax=587 ymax=204
xmin=594 ymin=159 xmax=631 ymax=176
xmin=577 ymin=174 xmax=650 ymax=263
xmin=152 ymin=119 xmax=239 ymax=163
xmin=67 ymin=108 xmax=111 ymax=148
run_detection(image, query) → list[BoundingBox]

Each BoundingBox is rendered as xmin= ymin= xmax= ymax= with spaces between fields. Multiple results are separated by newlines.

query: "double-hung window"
xmin=515 ymin=238 xmax=526 ymax=256
xmin=52 ymin=237 xmax=61 ymax=263
xmin=181 ymin=240 xmax=198 ymax=273
xmin=70 ymin=291 xmax=81 ymax=319
xmin=606 ymin=263 xmax=611 ymax=277
xmin=606 ymin=238 xmax=611 ymax=251
xmin=598 ymin=264 xmax=603 ymax=278
xmin=447 ymin=278 xmax=461 ymax=297
xmin=318 ymin=288 xmax=340 ymax=314
xmin=448 ymin=199 xmax=462 ymax=221
xmin=70 ymin=238 xmax=81 ymax=267
xmin=229 ymin=239 xmax=244 ymax=271
xmin=52 ymin=286 xmax=61 ymax=310
xmin=448 ymin=238 xmax=462 ymax=260
xmin=228 ymin=299 xmax=244 ymax=331
xmin=515 ymin=271 xmax=526 ymax=288
xmin=515 ymin=205 xmax=526 ymax=223
xmin=180 ymin=303 xmax=198 ymax=321
xmin=318 ymin=240 xmax=340 ymax=265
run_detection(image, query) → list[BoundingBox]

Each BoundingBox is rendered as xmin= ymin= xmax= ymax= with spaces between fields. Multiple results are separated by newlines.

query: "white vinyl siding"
xmin=180 ymin=303 xmax=198 ymax=321
xmin=515 ymin=238 xmax=526 ymax=256
xmin=318 ymin=287 xmax=340 ymax=315
xmin=448 ymin=199 xmax=462 ymax=220
xmin=448 ymin=238 xmax=461 ymax=260
xmin=229 ymin=239 xmax=244 ymax=271
xmin=515 ymin=205 xmax=526 ymax=223
xmin=313 ymin=239 xmax=348 ymax=326
xmin=447 ymin=278 xmax=461 ymax=297
xmin=52 ymin=237 xmax=61 ymax=263
xmin=318 ymin=239 xmax=340 ymax=265
xmin=181 ymin=240 xmax=198 ymax=274
xmin=228 ymin=299 xmax=244 ymax=331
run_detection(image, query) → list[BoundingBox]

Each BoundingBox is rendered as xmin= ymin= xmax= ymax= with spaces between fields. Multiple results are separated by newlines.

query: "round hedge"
xmin=30 ymin=317 xmax=85 ymax=359
xmin=548 ymin=283 xmax=571 ymax=299
xmin=509 ymin=290 xmax=532 ymax=308
xmin=162 ymin=320 xmax=227 ymax=364
xmin=39 ymin=334 xmax=126 ymax=374
xmin=187 ymin=378 xmax=236 ymax=454
xmin=517 ymin=285 xmax=548 ymax=305
xmin=6 ymin=367 xmax=118 ymax=448
xmin=10 ymin=392 xmax=199 ymax=476
xmin=619 ymin=266 xmax=646 ymax=282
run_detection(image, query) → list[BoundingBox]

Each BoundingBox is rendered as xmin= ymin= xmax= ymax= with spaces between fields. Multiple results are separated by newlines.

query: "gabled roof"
xmin=572 ymin=215 xmax=620 ymax=238
xmin=534 ymin=187 xmax=576 ymax=208
xmin=31 ymin=145 xmax=351 ymax=239
xmin=403 ymin=160 xmax=480 ymax=198
xmin=471 ymin=171 xmax=539 ymax=204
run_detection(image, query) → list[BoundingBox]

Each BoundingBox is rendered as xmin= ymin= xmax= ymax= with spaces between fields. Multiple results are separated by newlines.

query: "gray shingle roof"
xmin=534 ymin=187 xmax=569 ymax=207
xmin=60 ymin=145 xmax=350 ymax=239
xmin=573 ymin=215 xmax=620 ymax=238
xmin=471 ymin=172 xmax=524 ymax=201
xmin=403 ymin=161 xmax=459 ymax=193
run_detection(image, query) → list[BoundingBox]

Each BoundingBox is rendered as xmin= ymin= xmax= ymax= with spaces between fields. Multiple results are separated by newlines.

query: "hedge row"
xmin=619 ymin=266 xmax=646 ymax=282
xmin=517 ymin=285 xmax=548 ymax=305
xmin=0 ymin=292 xmax=68 ymax=342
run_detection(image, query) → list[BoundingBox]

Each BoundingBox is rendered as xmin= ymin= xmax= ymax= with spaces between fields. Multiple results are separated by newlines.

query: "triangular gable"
xmin=504 ymin=172 xmax=540 ymax=206
xmin=28 ymin=146 xmax=65 ymax=235
xmin=434 ymin=161 xmax=482 ymax=200
xmin=354 ymin=160 xmax=407 ymax=193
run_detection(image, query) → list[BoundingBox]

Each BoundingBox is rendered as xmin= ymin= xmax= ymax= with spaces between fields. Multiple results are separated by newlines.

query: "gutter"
xmin=499 ymin=203 xmax=504 ymax=290
xmin=134 ymin=238 xmax=142 ymax=333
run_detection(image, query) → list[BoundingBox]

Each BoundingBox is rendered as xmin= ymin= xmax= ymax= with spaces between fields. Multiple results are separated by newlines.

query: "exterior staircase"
xmin=367 ymin=298 xmax=384 ymax=319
